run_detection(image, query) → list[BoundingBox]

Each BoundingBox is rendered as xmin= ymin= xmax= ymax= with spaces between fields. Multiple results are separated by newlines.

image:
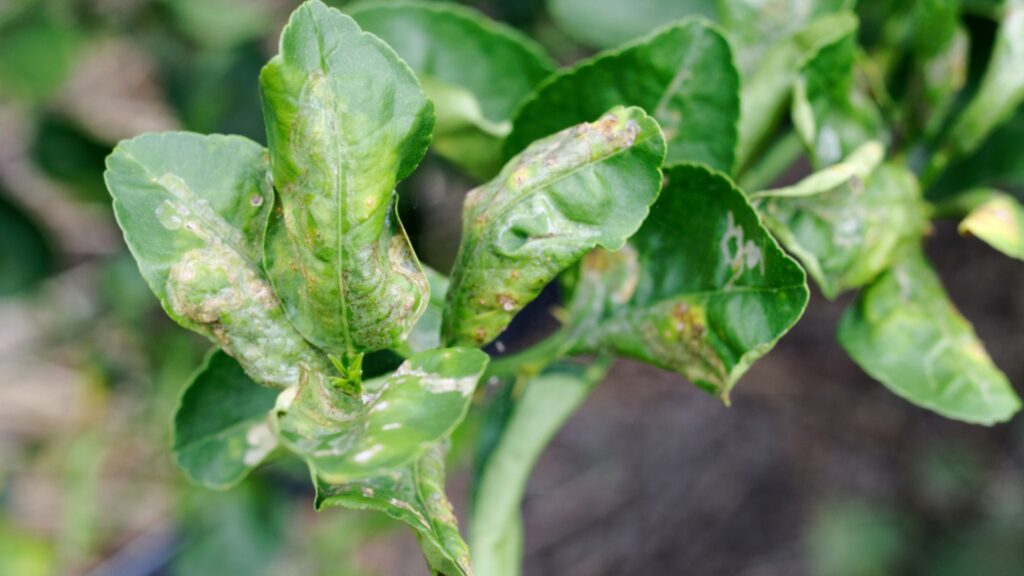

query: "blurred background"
xmin=1 ymin=0 xmax=1022 ymax=574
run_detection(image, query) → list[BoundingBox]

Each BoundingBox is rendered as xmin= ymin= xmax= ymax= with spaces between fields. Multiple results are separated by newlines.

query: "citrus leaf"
xmin=959 ymin=191 xmax=1024 ymax=260
xmin=790 ymin=21 xmax=884 ymax=167
xmin=274 ymin=348 xmax=489 ymax=483
xmin=944 ymin=0 xmax=1024 ymax=158
xmin=546 ymin=0 xmax=717 ymax=49
xmin=260 ymin=0 xmax=433 ymax=360
xmin=471 ymin=364 xmax=602 ymax=576
xmin=753 ymin=143 xmax=929 ymax=298
xmin=568 ymin=163 xmax=809 ymax=398
xmin=401 ymin=265 xmax=449 ymax=356
xmin=443 ymin=106 xmax=666 ymax=347
xmin=104 ymin=132 xmax=331 ymax=388
xmin=349 ymin=0 xmax=555 ymax=179
xmin=315 ymin=444 xmax=472 ymax=576
xmin=735 ymin=11 xmax=858 ymax=169
xmin=838 ymin=246 xmax=1021 ymax=425
xmin=505 ymin=20 xmax=739 ymax=173
xmin=173 ymin=350 xmax=279 ymax=489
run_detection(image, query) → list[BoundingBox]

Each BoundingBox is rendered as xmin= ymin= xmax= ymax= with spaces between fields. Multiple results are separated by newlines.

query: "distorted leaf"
xmin=944 ymin=0 xmax=1024 ymax=158
xmin=838 ymin=246 xmax=1021 ymax=425
xmin=506 ymin=20 xmax=739 ymax=172
xmin=443 ymin=106 xmax=666 ymax=347
xmin=260 ymin=0 xmax=433 ymax=361
xmin=173 ymin=350 xmax=279 ymax=489
xmin=753 ymin=143 xmax=929 ymax=298
xmin=568 ymin=163 xmax=809 ymax=398
xmin=350 ymin=0 xmax=555 ymax=178
xmin=471 ymin=364 xmax=602 ymax=576
xmin=316 ymin=444 xmax=472 ymax=576
xmin=105 ymin=132 xmax=331 ymax=388
xmin=959 ymin=191 xmax=1024 ymax=259
xmin=274 ymin=348 xmax=488 ymax=483
xmin=735 ymin=11 xmax=858 ymax=169
xmin=547 ymin=0 xmax=716 ymax=49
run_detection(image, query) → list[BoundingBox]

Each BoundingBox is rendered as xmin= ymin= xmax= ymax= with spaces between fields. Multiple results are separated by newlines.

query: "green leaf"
xmin=568 ymin=163 xmax=809 ymax=398
xmin=173 ymin=351 xmax=279 ymax=489
xmin=274 ymin=348 xmax=489 ymax=483
xmin=944 ymin=0 xmax=1024 ymax=158
xmin=349 ymin=0 xmax=556 ymax=179
xmin=546 ymin=0 xmax=717 ymax=49
xmin=959 ymin=191 xmax=1024 ymax=260
xmin=104 ymin=132 xmax=331 ymax=388
xmin=790 ymin=23 xmax=884 ymax=167
xmin=0 ymin=3 xmax=81 ymax=102
xmin=471 ymin=364 xmax=602 ymax=576
xmin=752 ymin=143 xmax=929 ymax=298
xmin=838 ymin=246 xmax=1021 ymax=425
xmin=719 ymin=0 xmax=850 ymax=74
xmin=315 ymin=444 xmax=472 ymax=576
xmin=260 ymin=0 xmax=433 ymax=360
xmin=443 ymin=106 xmax=666 ymax=347
xmin=505 ymin=20 xmax=739 ymax=173
xmin=735 ymin=11 xmax=858 ymax=169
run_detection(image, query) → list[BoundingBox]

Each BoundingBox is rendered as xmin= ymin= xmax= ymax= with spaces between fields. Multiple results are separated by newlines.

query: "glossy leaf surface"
xmin=791 ymin=24 xmax=884 ymax=167
xmin=471 ymin=365 xmax=602 ymax=576
xmin=568 ymin=164 xmax=809 ymax=397
xmin=753 ymin=143 xmax=928 ymax=298
xmin=274 ymin=348 xmax=488 ymax=483
xmin=260 ymin=0 xmax=432 ymax=359
xmin=547 ymin=0 xmax=717 ymax=49
xmin=105 ymin=132 xmax=330 ymax=388
xmin=945 ymin=0 xmax=1024 ymax=158
xmin=316 ymin=445 xmax=471 ymax=576
xmin=173 ymin=350 xmax=279 ymax=489
xmin=719 ymin=0 xmax=850 ymax=73
xmin=443 ymin=107 xmax=666 ymax=347
xmin=349 ymin=0 xmax=555 ymax=179
xmin=959 ymin=192 xmax=1024 ymax=260
xmin=505 ymin=21 xmax=739 ymax=172
xmin=839 ymin=247 xmax=1021 ymax=425
xmin=735 ymin=11 xmax=858 ymax=168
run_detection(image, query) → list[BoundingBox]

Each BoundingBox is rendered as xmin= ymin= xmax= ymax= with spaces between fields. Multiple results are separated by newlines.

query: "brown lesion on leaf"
xmin=634 ymin=300 xmax=729 ymax=395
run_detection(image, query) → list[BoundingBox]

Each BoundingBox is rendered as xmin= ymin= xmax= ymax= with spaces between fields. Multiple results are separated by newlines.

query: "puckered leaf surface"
xmin=260 ymin=0 xmax=433 ymax=360
xmin=105 ymin=132 xmax=331 ymax=388
xmin=443 ymin=106 xmax=666 ymax=347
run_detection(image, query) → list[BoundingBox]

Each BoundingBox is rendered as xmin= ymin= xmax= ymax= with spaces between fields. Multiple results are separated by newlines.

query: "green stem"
xmin=485 ymin=329 xmax=575 ymax=379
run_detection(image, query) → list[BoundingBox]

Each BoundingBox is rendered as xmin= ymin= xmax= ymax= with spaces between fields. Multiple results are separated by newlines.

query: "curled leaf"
xmin=274 ymin=348 xmax=489 ymax=483
xmin=839 ymin=247 xmax=1021 ymax=425
xmin=443 ymin=106 xmax=666 ymax=347
xmin=260 ymin=0 xmax=433 ymax=360
xmin=568 ymin=163 xmax=808 ymax=397
xmin=105 ymin=132 xmax=330 ymax=387
xmin=959 ymin=191 xmax=1024 ymax=260
xmin=316 ymin=445 xmax=472 ymax=576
